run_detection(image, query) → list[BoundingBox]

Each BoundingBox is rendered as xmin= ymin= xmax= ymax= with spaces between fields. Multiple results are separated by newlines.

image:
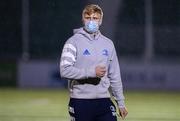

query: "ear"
xmin=99 ymin=18 xmax=102 ymax=26
xmin=82 ymin=14 xmax=85 ymax=25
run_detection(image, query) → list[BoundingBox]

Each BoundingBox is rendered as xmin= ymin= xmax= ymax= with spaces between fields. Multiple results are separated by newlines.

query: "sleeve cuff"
xmin=117 ymin=100 xmax=125 ymax=108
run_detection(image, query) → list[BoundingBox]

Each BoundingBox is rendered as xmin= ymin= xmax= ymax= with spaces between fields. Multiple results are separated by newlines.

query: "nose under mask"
xmin=84 ymin=21 xmax=99 ymax=33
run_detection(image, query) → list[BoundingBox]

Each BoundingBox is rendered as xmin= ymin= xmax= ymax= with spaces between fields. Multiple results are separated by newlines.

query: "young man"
xmin=60 ymin=4 xmax=128 ymax=121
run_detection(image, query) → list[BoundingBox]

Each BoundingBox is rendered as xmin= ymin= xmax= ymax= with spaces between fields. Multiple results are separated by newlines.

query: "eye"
xmin=93 ymin=17 xmax=99 ymax=20
xmin=85 ymin=17 xmax=91 ymax=20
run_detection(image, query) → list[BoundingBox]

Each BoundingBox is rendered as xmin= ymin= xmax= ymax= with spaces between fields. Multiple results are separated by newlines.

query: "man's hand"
xmin=119 ymin=107 xmax=128 ymax=120
xmin=95 ymin=66 xmax=106 ymax=78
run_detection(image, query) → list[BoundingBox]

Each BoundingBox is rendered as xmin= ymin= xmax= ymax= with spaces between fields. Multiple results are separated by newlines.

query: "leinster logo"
xmin=110 ymin=105 xmax=116 ymax=116
xmin=102 ymin=49 xmax=108 ymax=56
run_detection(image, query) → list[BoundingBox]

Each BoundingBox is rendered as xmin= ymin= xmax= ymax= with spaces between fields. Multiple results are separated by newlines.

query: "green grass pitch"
xmin=0 ymin=89 xmax=180 ymax=121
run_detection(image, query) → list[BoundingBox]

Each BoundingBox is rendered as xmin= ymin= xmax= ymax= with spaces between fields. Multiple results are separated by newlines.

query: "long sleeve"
xmin=108 ymin=46 xmax=125 ymax=108
xmin=60 ymin=40 xmax=96 ymax=80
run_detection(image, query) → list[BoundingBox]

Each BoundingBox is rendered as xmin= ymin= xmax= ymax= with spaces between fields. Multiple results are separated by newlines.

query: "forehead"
xmin=84 ymin=13 xmax=101 ymax=18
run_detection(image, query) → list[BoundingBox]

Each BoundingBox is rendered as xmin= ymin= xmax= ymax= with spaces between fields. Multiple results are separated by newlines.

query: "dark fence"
xmin=0 ymin=0 xmax=179 ymax=59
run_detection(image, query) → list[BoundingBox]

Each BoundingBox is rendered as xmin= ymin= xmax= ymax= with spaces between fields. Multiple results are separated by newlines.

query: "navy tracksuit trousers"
xmin=68 ymin=98 xmax=117 ymax=121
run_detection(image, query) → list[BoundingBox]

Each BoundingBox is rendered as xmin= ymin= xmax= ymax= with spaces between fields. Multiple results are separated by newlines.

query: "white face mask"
xmin=84 ymin=20 xmax=99 ymax=33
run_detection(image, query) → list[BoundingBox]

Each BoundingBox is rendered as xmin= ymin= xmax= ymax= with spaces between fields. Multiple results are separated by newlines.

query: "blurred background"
xmin=0 ymin=0 xmax=180 ymax=90
xmin=0 ymin=0 xmax=180 ymax=121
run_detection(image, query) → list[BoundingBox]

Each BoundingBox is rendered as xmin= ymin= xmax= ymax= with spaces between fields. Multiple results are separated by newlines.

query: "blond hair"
xmin=82 ymin=4 xmax=103 ymax=24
